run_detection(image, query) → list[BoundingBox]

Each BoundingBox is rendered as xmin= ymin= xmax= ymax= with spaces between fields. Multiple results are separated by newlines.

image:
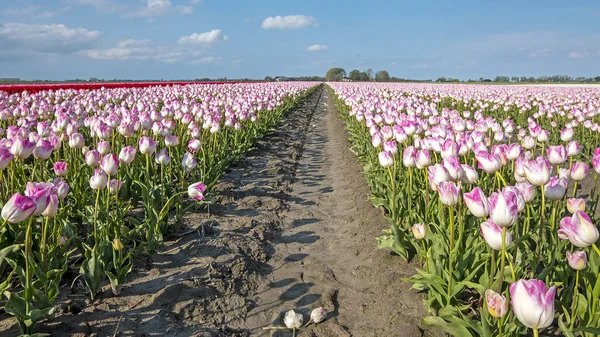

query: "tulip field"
xmin=331 ymin=83 xmax=600 ymax=337
xmin=0 ymin=82 xmax=317 ymax=335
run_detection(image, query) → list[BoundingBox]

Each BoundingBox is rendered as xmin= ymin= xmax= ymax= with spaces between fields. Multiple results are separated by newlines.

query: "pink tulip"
xmin=10 ymin=136 xmax=36 ymax=160
xmin=155 ymin=149 xmax=171 ymax=165
xmin=53 ymin=161 xmax=68 ymax=177
xmin=546 ymin=145 xmax=567 ymax=165
xmin=383 ymin=141 xmax=398 ymax=155
xmin=544 ymin=176 xmax=567 ymax=200
xmin=90 ymin=169 xmax=108 ymax=190
xmin=489 ymin=191 xmax=518 ymax=227
xmin=24 ymin=183 xmax=52 ymax=216
xmin=416 ymin=149 xmax=431 ymax=168
xmin=411 ymin=223 xmax=426 ymax=240
xmin=437 ymin=181 xmax=460 ymax=207
xmin=463 ymin=187 xmax=489 ymax=218
xmin=378 ymin=151 xmax=394 ymax=168
xmin=188 ymin=182 xmax=207 ymax=201
xmin=138 ymin=136 xmax=157 ymax=155
xmin=566 ymin=251 xmax=587 ymax=270
xmin=570 ymin=162 xmax=588 ymax=181
xmin=53 ymin=178 xmax=69 ymax=199
xmin=85 ymin=150 xmax=101 ymax=167
xmin=485 ymin=289 xmax=508 ymax=318
xmin=558 ymin=211 xmax=599 ymax=247
xmin=567 ymin=141 xmax=581 ymax=156
xmin=475 ymin=151 xmax=502 ymax=174
xmin=480 ymin=220 xmax=512 ymax=250
xmin=428 ymin=164 xmax=449 ymax=190
xmin=33 ymin=139 xmax=53 ymax=160
xmin=100 ymin=154 xmax=119 ymax=176
xmin=68 ymin=133 xmax=85 ymax=149
xmin=461 ymin=164 xmax=479 ymax=184
xmin=188 ymin=139 xmax=202 ymax=153
xmin=0 ymin=148 xmax=14 ymax=170
xmin=510 ymin=279 xmax=555 ymax=329
xmin=515 ymin=182 xmax=536 ymax=203
xmin=567 ymin=198 xmax=586 ymax=214
xmin=524 ymin=157 xmax=551 ymax=186
xmin=182 ymin=152 xmax=197 ymax=173
xmin=165 ymin=135 xmax=179 ymax=147
xmin=402 ymin=146 xmax=416 ymax=167
xmin=107 ymin=179 xmax=122 ymax=194
xmin=1 ymin=192 xmax=37 ymax=223
xmin=119 ymin=146 xmax=137 ymax=165
xmin=97 ymin=141 xmax=111 ymax=155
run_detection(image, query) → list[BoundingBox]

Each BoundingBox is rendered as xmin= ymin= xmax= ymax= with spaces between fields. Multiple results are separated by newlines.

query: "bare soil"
xmin=0 ymin=85 xmax=431 ymax=336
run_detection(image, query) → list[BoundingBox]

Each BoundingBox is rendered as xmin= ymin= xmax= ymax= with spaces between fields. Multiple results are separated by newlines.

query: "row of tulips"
xmin=330 ymin=83 xmax=600 ymax=337
xmin=0 ymin=82 xmax=318 ymax=335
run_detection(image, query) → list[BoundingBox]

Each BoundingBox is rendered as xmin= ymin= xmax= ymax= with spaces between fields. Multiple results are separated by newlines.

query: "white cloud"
xmin=306 ymin=44 xmax=327 ymax=52
xmin=84 ymin=39 xmax=185 ymax=63
xmin=4 ymin=5 xmax=65 ymax=18
xmin=191 ymin=56 xmax=216 ymax=64
xmin=0 ymin=23 xmax=99 ymax=54
xmin=178 ymin=29 xmax=228 ymax=45
xmin=261 ymin=15 xmax=317 ymax=30
xmin=568 ymin=51 xmax=587 ymax=59
xmin=528 ymin=48 xmax=550 ymax=58
xmin=176 ymin=5 xmax=193 ymax=14
xmin=190 ymin=0 xmax=202 ymax=4
xmin=66 ymin=0 xmax=126 ymax=13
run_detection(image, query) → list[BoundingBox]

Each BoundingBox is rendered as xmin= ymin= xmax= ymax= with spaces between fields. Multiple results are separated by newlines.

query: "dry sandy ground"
xmin=0 ymin=86 xmax=432 ymax=336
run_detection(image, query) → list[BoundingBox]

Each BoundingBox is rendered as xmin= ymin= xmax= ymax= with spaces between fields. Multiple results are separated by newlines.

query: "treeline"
xmin=440 ymin=75 xmax=600 ymax=83
xmin=324 ymin=68 xmax=429 ymax=82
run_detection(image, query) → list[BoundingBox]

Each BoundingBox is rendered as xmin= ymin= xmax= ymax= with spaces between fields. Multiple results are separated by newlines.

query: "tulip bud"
xmin=566 ymin=251 xmax=587 ymax=270
xmin=310 ymin=307 xmax=327 ymax=323
xmin=284 ymin=310 xmax=303 ymax=329
xmin=461 ymin=164 xmax=479 ymax=184
xmin=119 ymin=146 xmax=137 ymax=165
xmin=546 ymin=145 xmax=567 ymax=165
xmin=188 ymin=139 xmax=202 ymax=153
xmin=68 ymin=133 xmax=85 ymax=149
xmin=489 ymin=191 xmax=518 ymax=227
xmin=403 ymin=146 xmax=416 ymax=167
xmin=480 ymin=220 xmax=512 ymax=250
xmin=155 ymin=149 xmax=171 ymax=165
xmin=85 ymin=149 xmax=101 ymax=167
xmin=485 ymin=289 xmax=508 ymax=318
xmin=100 ymin=153 xmax=119 ymax=176
xmin=510 ymin=279 xmax=555 ymax=329
xmin=544 ymin=177 xmax=567 ymax=201
xmin=558 ymin=211 xmax=599 ymax=247
xmin=188 ymin=182 xmax=207 ymax=201
xmin=567 ymin=198 xmax=585 ymax=214
xmin=0 ymin=148 xmax=14 ymax=170
xmin=138 ymin=136 xmax=157 ymax=155
xmin=524 ymin=157 xmax=551 ymax=186
xmin=108 ymin=179 xmax=122 ymax=194
xmin=90 ymin=169 xmax=108 ymax=190
xmin=11 ymin=136 xmax=36 ymax=160
xmin=54 ymin=178 xmax=70 ymax=199
xmin=570 ymin=162 xmax=588 ymax=181
xmin=463 ymin=187 xmax=489 ymax=218
xmin=378 ymin=151 xmax=394 ymax=168
xmin=165 ymin=134 xmax=179 ymax=147
xmin=97 ymin=140 xmax=111 ymax=155
xmin=1 ymin=192 xmax=37 ymax=223
xmin=437 ymin=181 xmax=460 ymax=207
xmin=411 ymin=223 xmax=426 ymax=240
xmin=112 ymin=238 xmax=124 ymax=251
xmin=33 ymin=139 xmax=53 ymax=160
xmin=475 ymin=151 xmax=502 ymax=174
xmin=416 ymin=149 xmax=431 ymax=168
xmin=182 ymin=152 xmax=197 ymax=173
xmin=53 ymin=161 xmax=68 ymax=177
xmin=383 ymin=141 xmax=398 ymax=155
xmin=515 ymin=182 xmax=536 ymax=203
xmin=567 ymin=141 xmax=581 ymax=156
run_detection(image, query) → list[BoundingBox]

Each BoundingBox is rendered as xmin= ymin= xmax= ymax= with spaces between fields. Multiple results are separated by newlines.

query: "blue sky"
xmin=0 ymin=0 xmax=599 ymax=80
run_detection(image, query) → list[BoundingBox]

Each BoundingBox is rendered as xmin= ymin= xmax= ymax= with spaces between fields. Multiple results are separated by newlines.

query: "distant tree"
xmin=325 ymin=67 xmax=346 ymax=81
xmin=375 ymin=70 xmax=390 ymax=82
xmin=436 ymin=77 xmax=447 ymax=83
xmin=348 ymin=69 xmax=361 ymax=81
xmin=358 ymin=72 xmax=370 ymax=81
xmin=264 ymin=76 xmax=273 ymax=82
xmin=595 ymin=76 xmax=600 ymax=82
xmin=365 ymin=68 xmax=374 ymax=80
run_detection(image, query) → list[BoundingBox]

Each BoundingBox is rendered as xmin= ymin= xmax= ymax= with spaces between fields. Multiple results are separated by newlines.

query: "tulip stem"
xmin=387 ymin=167 xmax=400 ymax=244
xmin=94 ymin=188 xmax=101 ymax=246
xmin=533 ymin=328 xmax=539 ymax=337
xmin=570 ymin=270 xmax=579 ymax=330
xmin=447 ymin=206 xmax=455 ymax=299
xmin=497 ymin=318 xmax=503 ymax=337
xmin=572 ymin=181 xmax=578 ymax=199
xmin=41 ymin=216 xmax=50 ymax=272
xmin=535 ymin=185 xmax=546 ymax=270
xmin=495 ymin=171 xmax=507 ymax=188
xmin=498 ymin=227 xmax=507 ymax=293
xmin=24 ymin=218 xmax=33 ymax=314
xmin=503 ymin=250 xmax=516 ymax=282
xmin=592 ymin=243 xmax=600 ymax=258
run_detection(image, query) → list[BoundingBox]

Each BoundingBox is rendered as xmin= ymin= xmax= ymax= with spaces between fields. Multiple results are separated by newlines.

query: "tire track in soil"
xmin=0 ymin=85 xmax=430 ymax=337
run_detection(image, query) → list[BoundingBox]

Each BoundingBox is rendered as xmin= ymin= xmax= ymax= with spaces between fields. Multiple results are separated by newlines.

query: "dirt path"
xmin=0 ymin=85 xmax=428 ymax=336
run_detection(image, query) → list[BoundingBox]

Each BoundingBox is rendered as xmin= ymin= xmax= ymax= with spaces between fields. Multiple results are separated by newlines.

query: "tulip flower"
xmin=567 ymin=198 xmax=585 ymax=213
xmin=155 ymin=149 xmax=171 ymax=165
xmin=53 ymin=179 xmax=69 ymax=199
xmin=188 ymin=182 xmax=207 ymax=201
xmin=42 ymin=194 xmax=59 ymax=217
xmin=90 ymin=169 xmax=108 ymax=190
xmin=97 ymin=141 xmax=111 ymax=155
xmin=10 ymin=136 xmax=36 ymax=160
xmin=515 ymin=182 xmax=536 ymax=203
xmin=566 ymin=251 xmax=587 ymax=270
xmin=567 ymin=140 xmax=581 ymax=156
xmin=138 ymin=136 xmax=158 ymax=155
xmin=0 ymin=148 xmax=13 ymax=170
xmin=463 ymin=187 xmax=489 ymax=218
xmin=1 ymin=192 xmax=37 ymax=223
xmin=570 ymin=162 xmax=588 ymax=181
xmin=119 ymin=146 xmax=137 ymax=165
xmin=546 ymin=145 xmax=567 ymax=165
xmin=480 ymin=220 xmax=512 ymax=250
xmin=489 ymin=191 xmax=518 ymax=227
xmin=416 ymin=149 xmax=431 ymax=168
xmin=544 ymin=177 xmax=567 ymax=200
xmin=461 ymin=164 xmax=479 ymax=184
xmin=310 ymin=307 xmax=327 ymax=323
xmin=437 ymin=181 xmax=460 ymax=207
xmin=284 ymin=310 xmax=303 ymax=329
xmin=53 ymin=161 xmax=68 ymax=177
xmin=524 ymin=157 xmax=551 ymax=186
xmin=411 ymin=223 xmax=426 ymax=240
xmin=442 ymin=156 xmax=464 ymax=181
xmin=560 ymin=127 xmax=574 ymax=142
xmin=107 ymin=179 xmax=122 ymax=194
xmin=68 ymin=133 xmax=85 ymax=149
xmin=475 ymin=151 xmax=502 ymax=174
xmin=378 ymin=151 xmax=394 ymax=168
xmin=100 ymin=154 xmax=119 ymax=176
xmin=165 ymin=135 xmax=179 ymax=147
xmin=428 ymin=164 xmax=449 ymax=190
xmin=402 ymin=146 xmax=416 ymax=167
xmin=24 ymin=183 xmax=53 ymax=216
xmin=85 ymin=150 xmax=101 ymax=167
xmin=485 ymin=289 xmax=508 ymax=318
xmin=33 ymin=139 xmax=53 ymax=160
xmin=510 ymin=279 xmax=555 ymax=329
xmin=182 ymin=152 xmax=197 ymax=173
xmin=188 ymin=139 xmax=202 ymax=153
xmin=558 ymin=211 xmax=599 ymax=247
